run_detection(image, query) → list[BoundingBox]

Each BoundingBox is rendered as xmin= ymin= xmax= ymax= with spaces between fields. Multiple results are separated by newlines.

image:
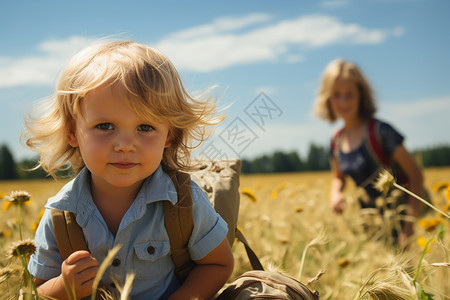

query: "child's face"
xmin=329 ymin=77 xmax=360 ymax=122
xmin=67 ymin=84 xmax=171 ymax=192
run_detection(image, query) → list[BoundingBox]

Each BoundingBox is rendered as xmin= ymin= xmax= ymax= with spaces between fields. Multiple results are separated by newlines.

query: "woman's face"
xmin=329 ymin=77 xmax=360 ymax=122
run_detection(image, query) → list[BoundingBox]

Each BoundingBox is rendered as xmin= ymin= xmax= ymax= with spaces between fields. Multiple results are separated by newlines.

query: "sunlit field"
xmin=1 ymin=168 xmax=449 ymax=299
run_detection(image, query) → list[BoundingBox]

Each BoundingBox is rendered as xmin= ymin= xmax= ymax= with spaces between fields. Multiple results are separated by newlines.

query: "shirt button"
xmin=112 ymin=258 xmax=121 ymax=267
xmin=147 ymin=246 xmax=155 ymax=255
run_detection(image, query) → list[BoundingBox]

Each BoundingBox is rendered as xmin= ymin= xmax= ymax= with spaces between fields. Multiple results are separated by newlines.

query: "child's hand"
xmin=61 ymin=250 xmax=99 ymax=298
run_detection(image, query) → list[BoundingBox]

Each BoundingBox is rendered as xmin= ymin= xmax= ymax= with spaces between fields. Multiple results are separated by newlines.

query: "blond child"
xmin=314 ymin=58 xmax=425 ymax=247
xmin=24 ymin=40 xmax=233 ymax=299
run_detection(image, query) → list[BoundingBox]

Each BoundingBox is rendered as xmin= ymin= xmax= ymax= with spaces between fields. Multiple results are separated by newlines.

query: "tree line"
xmin=1 ymin=143 xmax=450 ymax=179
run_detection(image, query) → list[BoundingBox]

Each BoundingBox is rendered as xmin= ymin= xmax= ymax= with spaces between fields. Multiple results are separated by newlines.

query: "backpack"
xmin=51 ymin=158 xmax=319 ymax=299
xmin=331 ymin=119 xmax=408 ymax=185
xmin=216 ymin=270 xmax=319 ymax=300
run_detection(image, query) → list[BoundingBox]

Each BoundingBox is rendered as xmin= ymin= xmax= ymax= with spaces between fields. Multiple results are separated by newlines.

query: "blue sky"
xmin=1 ymin=0 xmax=449 ymax=161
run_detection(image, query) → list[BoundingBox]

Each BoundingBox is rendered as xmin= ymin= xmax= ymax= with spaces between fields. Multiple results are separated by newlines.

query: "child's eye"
xmin=138 ymin=124 xmax=154 ymax=132
xmin=96 ymin=123 xmax=114 ymax=130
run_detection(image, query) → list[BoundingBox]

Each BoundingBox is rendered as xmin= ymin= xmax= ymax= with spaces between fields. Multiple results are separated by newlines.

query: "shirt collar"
xmin=46 ymin=165 xmax=179 ymax=226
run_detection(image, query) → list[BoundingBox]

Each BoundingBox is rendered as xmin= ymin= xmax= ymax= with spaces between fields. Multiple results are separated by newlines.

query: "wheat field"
xmin=0 ymin=167 xmax=449 ymax=299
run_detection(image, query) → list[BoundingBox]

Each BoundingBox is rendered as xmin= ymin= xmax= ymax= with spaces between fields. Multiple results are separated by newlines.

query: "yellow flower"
xmin=7 ymin=239 xmax=36 ymax=260
xmin=417 ymin=237 xmax=436 ymax=253
xmin=31 ymin=222 xmax=39 ymax=232
xmin=241 ymin=188 xmax=257 ymax=203
xmin=0 ymin=230 xmax=12 ymax=238
xmin=271 ymin=182 xmax=287 ymax=199
xmin=2 ymin=201 xmax=12 ymax=211
xmin=439 ymin=204 xmax=450 ymax=218
xmin=271 ymin=190 xmax=278 ymax=199
xmin=446 ymin=186 xmax=450 ymax=201
xmin=418 ymin=218 xmax=442 ymax=232
xmin=433 ymin=182 xmax=449 ymax=194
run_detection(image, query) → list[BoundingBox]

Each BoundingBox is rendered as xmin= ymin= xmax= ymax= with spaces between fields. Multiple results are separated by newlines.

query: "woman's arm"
xmin=330 ymin=158 xmax=346 ymax=213
xmin=392 ymin=144 xmax=424 ymax=241
xmin=168 ymin=238 xmax=234 ymax=300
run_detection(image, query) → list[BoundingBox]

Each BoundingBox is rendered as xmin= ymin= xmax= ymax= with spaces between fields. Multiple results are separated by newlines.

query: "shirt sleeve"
xmin=28 ymin=208 xmax=64 ymax=280
xmin=378 ymin=120 xmax=404 ymax=158
xmin=188 ymin=182 xmax=228 ymax=261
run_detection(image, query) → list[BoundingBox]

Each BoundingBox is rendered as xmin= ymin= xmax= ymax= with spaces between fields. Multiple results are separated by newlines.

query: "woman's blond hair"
xmin=23 ymin=40 xmax=223 ymax=177
xmin=314 ymin=58 xmax=376 ymax=122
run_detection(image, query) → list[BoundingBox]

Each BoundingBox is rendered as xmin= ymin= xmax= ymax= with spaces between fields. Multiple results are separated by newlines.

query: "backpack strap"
xmin=365 ymin=119 xmax=389 ymax=168
xmin=235 ymin=227 xmax=264 ymax=271
xmin=164 ymin=171 xmax=195 ymax=283
xmin=331 ymin=127 xmax=343 ymax=163
xmin=50 ymin=209 xmax=88 ymax=260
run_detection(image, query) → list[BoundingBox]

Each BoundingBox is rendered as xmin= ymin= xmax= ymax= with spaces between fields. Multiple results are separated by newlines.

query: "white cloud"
xmin=155 ymin=14 xmax=403 ymax=72
xmin=0 ymin=36 xmax=94 ymax=88
xmin=0 ymin=14 xmax=403 ymax=87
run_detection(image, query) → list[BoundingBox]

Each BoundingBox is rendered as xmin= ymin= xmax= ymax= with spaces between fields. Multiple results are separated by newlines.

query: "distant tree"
xmin=16 ymin=157 xmax=49 ymax=179
xmin=305 ymin=143 xmax=329 ymax=171
xmin=415 ymin=144 xmax=450 ymax=167
xmin=0 ymin=144 xmax=18 ymax=180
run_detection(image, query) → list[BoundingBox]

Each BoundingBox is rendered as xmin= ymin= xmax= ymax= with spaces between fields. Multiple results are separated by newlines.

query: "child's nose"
xmin=114 ymin=132 xmax=136 ymax=152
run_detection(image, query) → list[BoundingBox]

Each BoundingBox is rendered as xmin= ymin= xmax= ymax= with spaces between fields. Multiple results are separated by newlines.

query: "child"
xmin=24 ymin=40 xmax=234 ymax=299
xmin=314 ymin=58 xmax=425 ymax=247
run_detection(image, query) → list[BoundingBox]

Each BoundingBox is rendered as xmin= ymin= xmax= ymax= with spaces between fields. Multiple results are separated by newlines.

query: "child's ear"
xmin=164 ymin=135 xmax=172 ymax=148
xmin=67 ymin=128 xmax=79 ymax=147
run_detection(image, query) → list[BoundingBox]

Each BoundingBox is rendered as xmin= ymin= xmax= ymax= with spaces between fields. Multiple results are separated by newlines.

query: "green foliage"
xmin=242 ymin=146 xmax=329 ymax=174
xmin=0 ymin=144 xmax=18 ymax=180
xmin=414 ymin=144 xmax=450 ymax=167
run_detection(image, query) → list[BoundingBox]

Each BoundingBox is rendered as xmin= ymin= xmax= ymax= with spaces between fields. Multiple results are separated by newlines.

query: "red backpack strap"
xmin=366 ymin=119 xmax=389 ymax=168
xmin=164 ymin=171 xmax=195 ymax=283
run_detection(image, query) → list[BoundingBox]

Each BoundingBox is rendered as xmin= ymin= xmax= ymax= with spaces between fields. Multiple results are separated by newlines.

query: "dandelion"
xmin=241 ymin=188 xmax=257 ymax=203
xmin=3 ymin=190 xmax=31 ymax=240
xmin=374 ymin=170 xmax=395 ymax=196
xmin=7 ymin=239 xmax=36 ymax=260
xmin=418 ymin=218 xmax=442 ymax=232
xmin=374 ymin=169 xmax=450 ymax=219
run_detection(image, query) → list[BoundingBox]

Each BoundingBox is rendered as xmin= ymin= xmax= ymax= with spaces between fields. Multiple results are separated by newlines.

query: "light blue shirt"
xmin=28 ymin=165 xmax=228 ymax=299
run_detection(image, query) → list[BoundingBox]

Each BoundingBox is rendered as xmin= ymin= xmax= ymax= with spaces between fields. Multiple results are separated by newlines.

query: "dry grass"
xmin=0 ymin=168 xmax=449 ymax=299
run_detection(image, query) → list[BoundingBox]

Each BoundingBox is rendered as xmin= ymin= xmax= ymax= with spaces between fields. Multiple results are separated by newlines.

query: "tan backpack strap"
xmin=235 ymin=227 xmax=264 ymax=271
xmin=164 ymin=171 xmax=195 ymax=282
xmin=51 ymin=209 xmax=88 ymax=260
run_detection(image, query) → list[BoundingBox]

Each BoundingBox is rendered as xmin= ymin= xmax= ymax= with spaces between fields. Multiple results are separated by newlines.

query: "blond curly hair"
xmin=23 ymin=40 xmax=223 ymax=177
